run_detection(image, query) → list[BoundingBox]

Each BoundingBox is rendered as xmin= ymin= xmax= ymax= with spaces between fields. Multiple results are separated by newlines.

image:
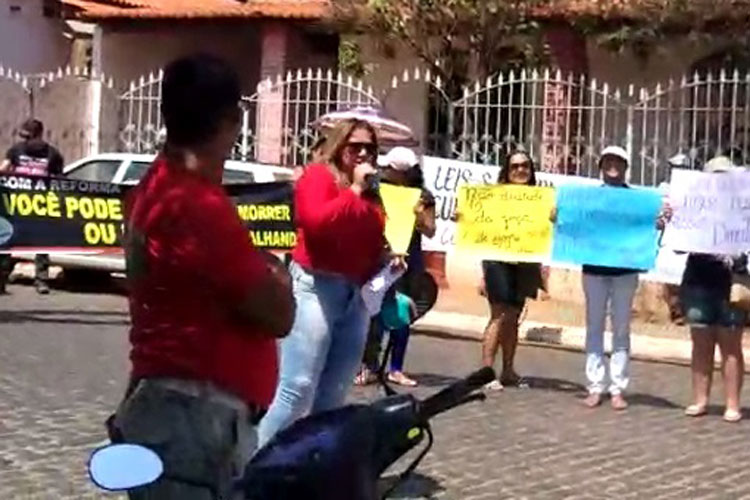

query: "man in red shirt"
xmin=110 ymin=54 xmax=294 ymax=500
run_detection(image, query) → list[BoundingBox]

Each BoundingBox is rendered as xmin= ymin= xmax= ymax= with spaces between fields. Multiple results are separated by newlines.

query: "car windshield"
xmin=222 ymin=168 xmax=255 ymax=184
xmin=65 ymin=160 xmax=122 ymax=183
xmin=122 ymin=161 xmax=152 ymax=184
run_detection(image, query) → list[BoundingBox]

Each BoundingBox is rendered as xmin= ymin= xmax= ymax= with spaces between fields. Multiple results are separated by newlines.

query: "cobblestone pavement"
xmin=2 ymin=284 xmax=750 ymax=499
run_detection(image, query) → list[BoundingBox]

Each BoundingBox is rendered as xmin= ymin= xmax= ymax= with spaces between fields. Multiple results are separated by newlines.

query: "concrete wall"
xmin=353 ymin=35 xmax=429 ymax=152
xmin=586 ymin=38 xmax=727 ymax=90
xmin=97 ymin=21 xmax=263 ymax=91
xmin=0 ymin=0 xmax=70 ymax=73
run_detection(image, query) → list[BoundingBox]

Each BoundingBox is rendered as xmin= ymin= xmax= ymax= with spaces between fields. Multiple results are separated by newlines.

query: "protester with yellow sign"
xmin=460 ymin=150 xmax=546 ymax=391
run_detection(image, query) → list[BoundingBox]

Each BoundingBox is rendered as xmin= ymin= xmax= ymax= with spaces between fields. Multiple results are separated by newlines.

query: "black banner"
xmin=0 ymin=174 xmax=295 ymax=251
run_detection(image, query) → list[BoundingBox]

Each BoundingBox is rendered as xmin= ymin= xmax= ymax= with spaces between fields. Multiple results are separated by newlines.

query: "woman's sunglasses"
xmin=509 ymin=161 xmax=531 ymax=170
xmin=345 ymin=142 xmax=378 ymax=157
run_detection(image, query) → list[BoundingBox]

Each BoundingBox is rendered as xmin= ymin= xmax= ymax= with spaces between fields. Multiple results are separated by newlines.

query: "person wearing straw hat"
xmin=355 ymin=146 xmax=436 ymax=387
xmin=680 ymin=155 xmax=747 ymax=423
xmin=570 ymin=145 xmax=670 ymax=411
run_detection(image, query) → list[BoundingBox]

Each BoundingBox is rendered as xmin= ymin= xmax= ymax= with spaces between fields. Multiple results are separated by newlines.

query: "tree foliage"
xmin=332 ymin=0 xmax=549 ymax=97
xmin=330 ymin=0 xmax=750 ymax=96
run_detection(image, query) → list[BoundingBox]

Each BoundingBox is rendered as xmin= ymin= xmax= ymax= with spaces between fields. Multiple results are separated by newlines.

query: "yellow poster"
xmin=380 ymin=183 xmax=422 ymax=255
xmin=456 ymin=184 xmax=555 ymax=261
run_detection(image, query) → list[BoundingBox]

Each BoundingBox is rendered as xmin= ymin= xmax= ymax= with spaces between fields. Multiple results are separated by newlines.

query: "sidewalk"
xmin=415 ymin=309 xmax=750 ymax=369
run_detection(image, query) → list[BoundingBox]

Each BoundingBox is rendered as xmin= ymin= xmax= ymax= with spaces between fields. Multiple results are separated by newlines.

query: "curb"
xmin=414 ymin=310 xmax=750 ymax=369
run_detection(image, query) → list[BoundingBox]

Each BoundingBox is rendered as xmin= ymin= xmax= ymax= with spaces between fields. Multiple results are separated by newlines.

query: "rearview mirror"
xmin=88 ymin=444 xmax=163 ymax=491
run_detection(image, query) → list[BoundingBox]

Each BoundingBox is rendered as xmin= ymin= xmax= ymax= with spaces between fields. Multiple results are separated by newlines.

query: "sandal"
xmin=500 ymin=373 xmax=529 ymax=389
xmin=724 ymin=409 xmax=742 ymax=423
xmin=388 ymin=371 xmax=418 ymax=387
xmin=354 ymin=367 xmax=376 ymax=386
xmin=684 ymin=404 xmax=708 ymax=417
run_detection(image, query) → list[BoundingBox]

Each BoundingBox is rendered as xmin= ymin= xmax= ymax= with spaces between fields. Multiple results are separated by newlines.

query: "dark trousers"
xmin=0 ymin=254 xmax=48 ymax=286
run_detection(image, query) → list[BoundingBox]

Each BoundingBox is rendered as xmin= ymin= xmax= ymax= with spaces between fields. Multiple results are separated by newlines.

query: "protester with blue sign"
xmin=553 ymin=146 xmax=670 ymax=410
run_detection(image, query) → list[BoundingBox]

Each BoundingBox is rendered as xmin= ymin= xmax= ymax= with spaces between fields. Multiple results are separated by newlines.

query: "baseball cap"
xmin=599 ymin=145 xmax=630 ymax=166
xmin=704 ymin=155 xmax=734 ymax=173
xmin=377 ymin=146 xmax=418 ymax=171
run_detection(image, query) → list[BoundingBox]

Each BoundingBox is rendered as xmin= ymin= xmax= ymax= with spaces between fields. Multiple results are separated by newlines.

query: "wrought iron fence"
xmin=116 ymin=65 xmax=750 ymax=187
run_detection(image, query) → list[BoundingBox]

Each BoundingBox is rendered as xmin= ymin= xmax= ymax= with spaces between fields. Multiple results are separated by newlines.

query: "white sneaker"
xmin=484 ymin=380 xmax=504 ymax=392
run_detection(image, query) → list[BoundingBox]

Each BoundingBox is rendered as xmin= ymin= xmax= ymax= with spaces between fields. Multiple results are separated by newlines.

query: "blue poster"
xmin=552 ymin=184 xmax=662 ymax=270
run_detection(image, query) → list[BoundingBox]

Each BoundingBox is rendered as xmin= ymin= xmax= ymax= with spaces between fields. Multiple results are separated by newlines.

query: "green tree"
xmin=332 ymin=0 xmax=549 ymax=98
xmin=331 ymin=0 xmax=750 ymax=97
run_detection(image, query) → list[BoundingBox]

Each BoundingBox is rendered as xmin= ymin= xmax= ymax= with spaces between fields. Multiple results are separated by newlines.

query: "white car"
xmin=13 ymin=153 xmax=294 ymax=274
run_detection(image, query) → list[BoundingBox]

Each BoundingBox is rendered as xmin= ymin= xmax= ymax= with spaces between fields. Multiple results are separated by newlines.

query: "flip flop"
xmin=684 ymin=404 xmax=708 ymax=417
xmin=724 ymin=409 xmax=742 ymax=423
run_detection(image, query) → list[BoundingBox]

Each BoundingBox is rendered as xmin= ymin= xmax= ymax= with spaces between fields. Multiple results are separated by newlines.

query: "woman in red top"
xmin=258 ymin=118 xmax=388 ymax=446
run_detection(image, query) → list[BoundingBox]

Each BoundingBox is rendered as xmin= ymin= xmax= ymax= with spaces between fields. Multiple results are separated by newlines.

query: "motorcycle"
xmin=88 ymin=365 xmax=495 ymax=499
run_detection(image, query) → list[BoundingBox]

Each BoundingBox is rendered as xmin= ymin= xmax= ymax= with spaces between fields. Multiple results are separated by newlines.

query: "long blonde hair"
xmin=318 ymin=118 xmax=379 ymax=170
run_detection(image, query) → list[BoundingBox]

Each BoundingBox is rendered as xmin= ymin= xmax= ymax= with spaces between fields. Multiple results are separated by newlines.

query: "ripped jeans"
xmin=257 ymin=262 xmax=369 ymax=448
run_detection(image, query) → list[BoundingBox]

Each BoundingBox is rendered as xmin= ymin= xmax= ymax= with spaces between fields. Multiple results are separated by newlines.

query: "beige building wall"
xmin=96 ymin=21 xmax=263 ymax=91
xmin=0 ymin=0 xmax=70 ymax=73
xmin=353 ymin=35 xmax=430 ymax=153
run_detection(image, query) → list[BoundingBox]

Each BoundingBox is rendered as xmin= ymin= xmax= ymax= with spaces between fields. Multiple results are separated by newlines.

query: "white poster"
xmin=663 ymin=168 xmax=750 ymax=255
xmin=421 ymin=157 xmax=500 ymax=252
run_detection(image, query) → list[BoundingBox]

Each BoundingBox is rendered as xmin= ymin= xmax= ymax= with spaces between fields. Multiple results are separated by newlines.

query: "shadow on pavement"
xmin=378 ymin=472 xmax=444 ymax=499
xmin=410 ymin=373 xmax=460 ymax=387
xmin=626 ymin=392 xmax=682 ymax=409
xmin=0 ymin=309 xmax=130 ymax=326
xmin=523 ymin=376 xmax=585 ymax=393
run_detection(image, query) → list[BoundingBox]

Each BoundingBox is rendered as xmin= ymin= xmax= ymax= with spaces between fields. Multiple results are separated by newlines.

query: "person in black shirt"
xmin=0 ymin=119 xmax=64 ymax=294
xmin=572 ymin=146 xmax=669 ymax=411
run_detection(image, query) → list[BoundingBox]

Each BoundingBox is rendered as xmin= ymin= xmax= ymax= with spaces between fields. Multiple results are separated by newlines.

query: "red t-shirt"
xmin=124 ymin=156 xmax=278 ymax=407
xmin=291 ymin=163 xmax=385 ymax=284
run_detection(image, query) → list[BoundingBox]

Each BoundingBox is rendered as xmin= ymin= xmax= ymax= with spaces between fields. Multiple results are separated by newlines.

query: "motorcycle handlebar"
xmin=417 ymin=367 xmax=496 ymax=421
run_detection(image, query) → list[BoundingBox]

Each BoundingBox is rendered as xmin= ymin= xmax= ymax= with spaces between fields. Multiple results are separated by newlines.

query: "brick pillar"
xmin=541 ymin=24 xmax=589 ymax=174
xmin=256 ymin=22 xmax=289 ymax=165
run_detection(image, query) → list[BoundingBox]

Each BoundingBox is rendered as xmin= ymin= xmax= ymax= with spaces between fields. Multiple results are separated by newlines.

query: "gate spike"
xmin=336 ymin=71 xmax=343 ymax=83
xmin=414 ymin=67 xmax=420 ymax=81
xmin=554 ymin=68 xmax=562 ymax=81
xmin=734 ymin=68 xmax=740 ymax=80
xmin=57 ymin=67 xmax=64 ymax=78
xmin=73 ymin=66 xmax=80 ymax=76
xmin=316 ymin=68 xmax=323 ymax=79
xmin=306 ymin=68 xmax=313 ymax=79
xmin=107 ymin=76 xmax=114 ymax=89
xmin=326 ymin=69 xmax=333 ymax=81
xmin=402 ymin=69 xmax=409 ymax=82
xmin=720 ymin=68 xmax=727 ymax=82
xmin=497 ymin=72 xmax=504 ymax=85
xmin=65 ymin=65 xmax=72 ymax=76
xmin=347 ymin=75 xmax=353 ymax=86
xmin=531 ymin=68 xmax=539 ymax=80
xmin=435 ymin=75 xmax=442 ymax=89
xmin=0 ymin=65 xmax=4 ymax=77
xmin=84 ymin=66 xmax=91 ymax=78
xmin=391 ymin=75 xmax=398 ymax=89
xmin=139 ymin=75 xmax=145 ymax=86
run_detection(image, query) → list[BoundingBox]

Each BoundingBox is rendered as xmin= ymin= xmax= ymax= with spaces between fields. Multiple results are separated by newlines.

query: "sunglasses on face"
xmin=345 ymin=142 xmax=377 ymax=157
xmin=509 ymin=161 xmax=530 ymax=170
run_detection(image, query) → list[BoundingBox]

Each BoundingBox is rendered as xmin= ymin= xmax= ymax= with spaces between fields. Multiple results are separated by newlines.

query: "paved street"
xmin=2 ymin=284 xmax=750 ymax=499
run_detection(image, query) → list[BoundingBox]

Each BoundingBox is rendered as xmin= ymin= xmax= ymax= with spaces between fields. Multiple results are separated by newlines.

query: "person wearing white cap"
xmin=355 ymin=146 xmax=437 ymax=387
xmin=576 ymin=146 xmax=670 ymax=411
xmin=679 ymin=155 xmax=746 ymax=423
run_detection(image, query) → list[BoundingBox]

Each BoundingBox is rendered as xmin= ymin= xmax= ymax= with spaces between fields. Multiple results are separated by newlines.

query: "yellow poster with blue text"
xmin=456 ymin=184 xmax=555 ymax=262
xmin=380 ymin=183 xmax=422 ymax=255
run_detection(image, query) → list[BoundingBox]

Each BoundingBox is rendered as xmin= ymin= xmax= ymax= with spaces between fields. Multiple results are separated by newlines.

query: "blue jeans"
xmin=257 ymin=262 xmax=369 ymax=447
